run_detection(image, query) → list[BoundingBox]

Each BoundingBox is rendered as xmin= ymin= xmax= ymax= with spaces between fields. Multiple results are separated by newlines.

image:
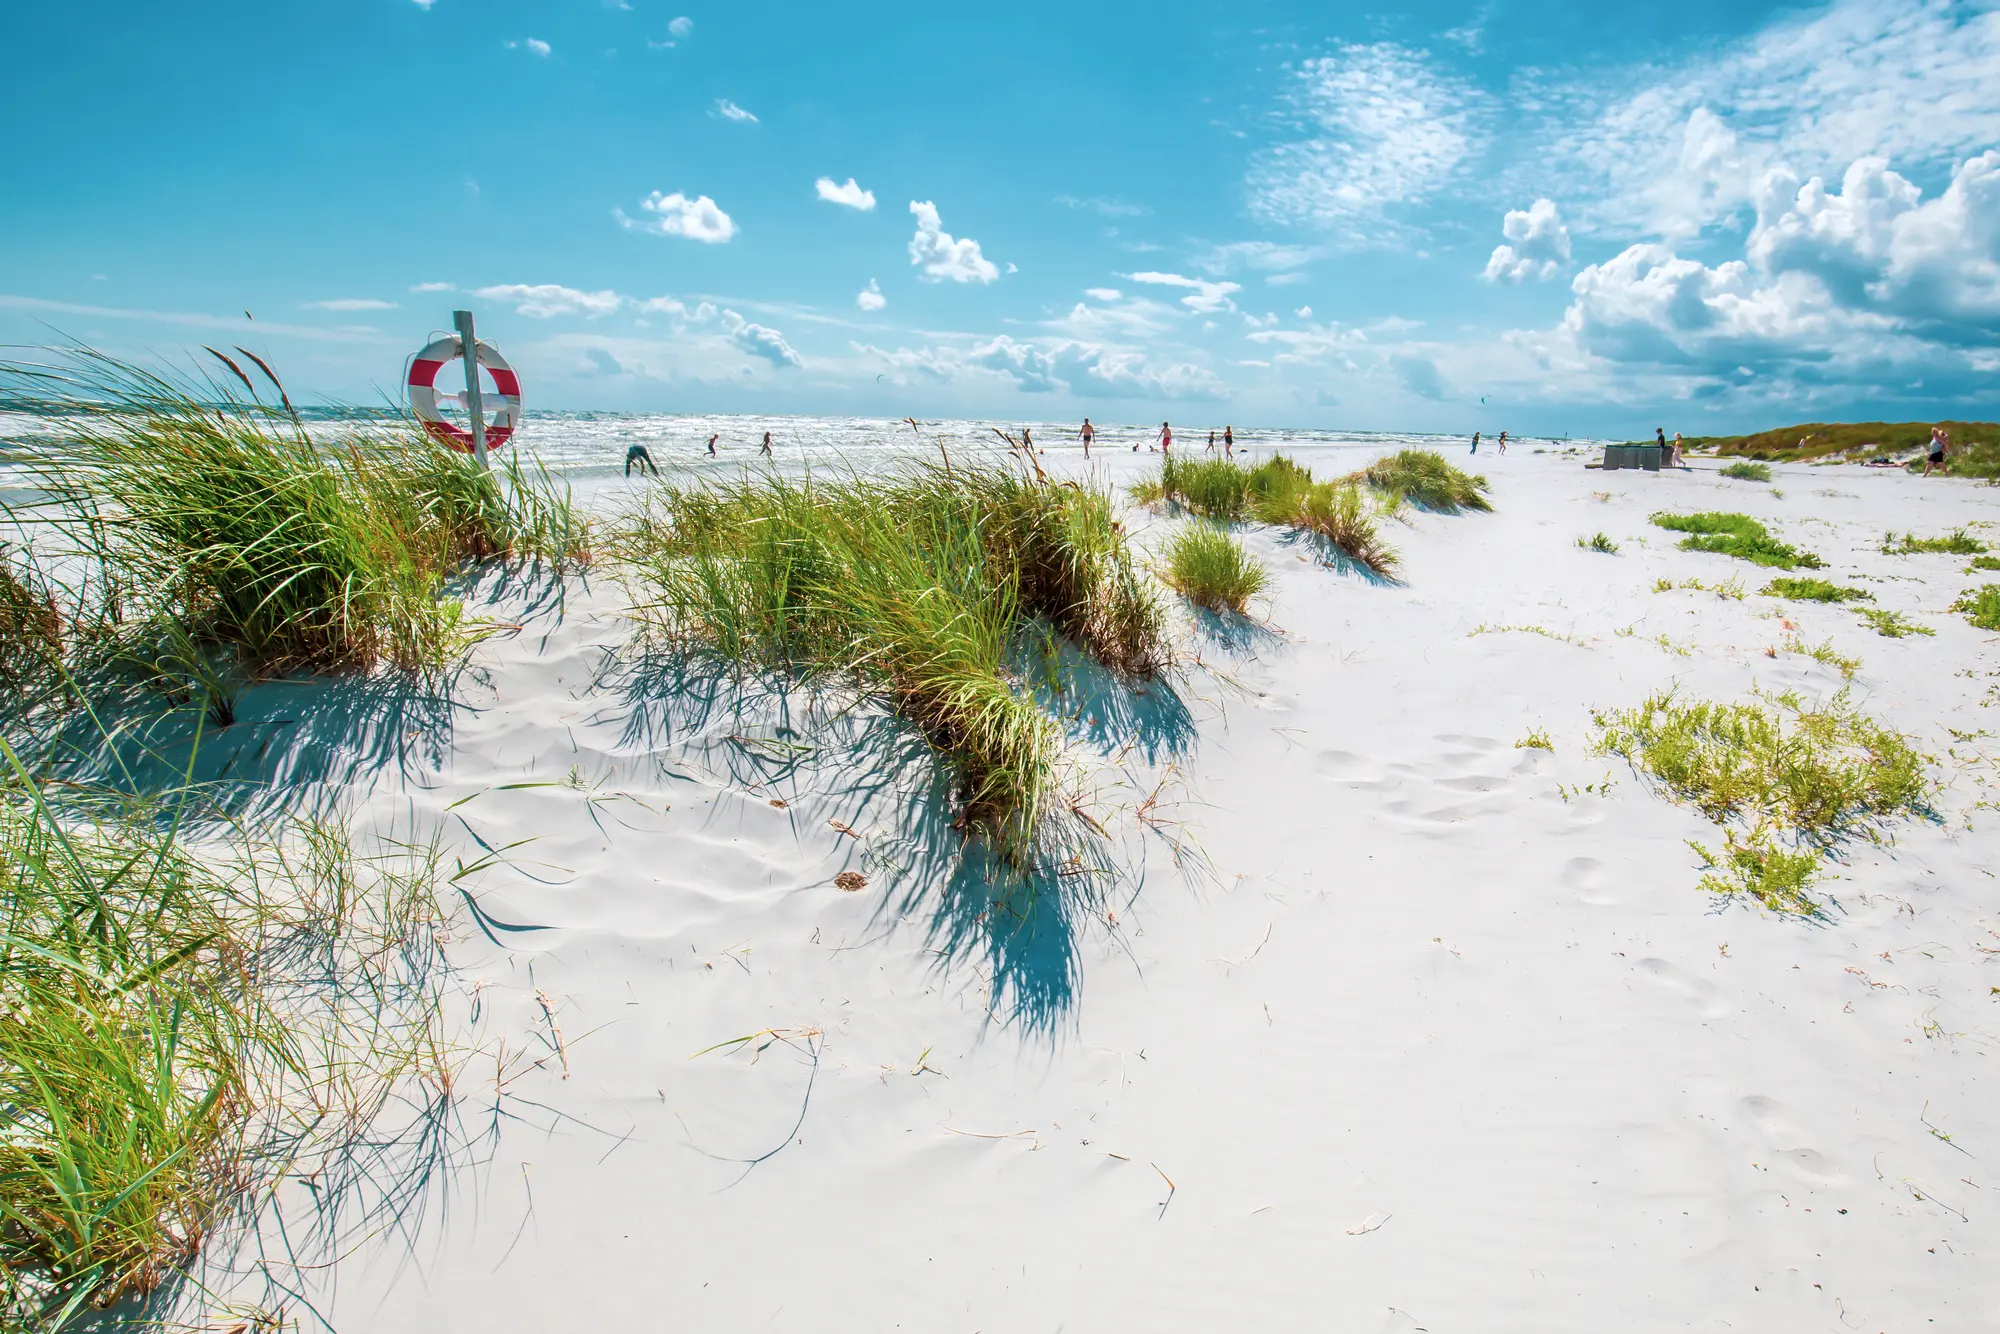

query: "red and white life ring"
xmin=406 ymin=334 xmax=523 ymax=451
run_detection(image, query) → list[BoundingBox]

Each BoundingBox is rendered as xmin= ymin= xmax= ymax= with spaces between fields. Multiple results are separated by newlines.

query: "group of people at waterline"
xmin=623 ymin=420 xmax=1240 ymax=474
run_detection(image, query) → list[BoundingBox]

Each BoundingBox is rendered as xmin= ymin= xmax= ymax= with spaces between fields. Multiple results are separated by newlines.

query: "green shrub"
xmin=1762 ymin=576 xmax=1870 ymax=602
xmin=1362 ymin=449 xmax=1492 ymax=513
xmin=1651 ymin=511 xmax=1822 ymax=569
xmin=1137 ymin=454 xmax=1401 ymax=576
xmin=1884 ymin=529 xmax=1986 ymax=555
xmin=1160 ymin=524 xmax=1265 ymax=614
xmin=1719 ymin=461 xmax=1773 ymax=482
xmin=1576 ymin=532 xmax=1619 ymax=554
xmin=1966 ymin=555 xmax=2000 ymax=572
xmin=1954 ymin=585 xmax=2000 ymax=630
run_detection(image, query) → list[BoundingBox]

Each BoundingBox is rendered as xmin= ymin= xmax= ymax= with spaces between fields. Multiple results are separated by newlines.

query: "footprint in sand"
xmin=1635 ymin=957 xmax=1732 ymax=1017
xmin=1314 ymin=750 xmax=1393 ymax=789
xmin=1738 ymin=1096 xmax=1847 ymax=1185
xmin=1561 ymin=855 xmax=1616 ymax=905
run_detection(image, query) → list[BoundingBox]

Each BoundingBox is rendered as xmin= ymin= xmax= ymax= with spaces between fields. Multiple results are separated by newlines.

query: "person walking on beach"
xmin=1497 ymin=430 xmax=1508 ymax=455
xmin=625 ymin=442 xmax=657 ymax=477
xmin=706 ymin=433 xmax=717 ymax=457
xmin=1022 ymin=426 xmax=1035 ymax=454
xmin=1470 ymin=431 xmax=1481 ymax=455
xmin=1655 ymin=427 xmax=1668 ymax=456
xmin=1159 ymin=421 xmax=1173 ymax=454
xmin=1224 ymin=425 xmax=1234 ymax=458
xmin=760 ymin=431 xmax=773 ymax=457
xmin=1925 ymin=425 xmax=1951 ymax=477
xmin=1077 ymin=417 xmax=1095 ymax=457
xmin=1207 ymin=429 xmax=1217 ymax=451
xmin=1672 ymin=432 xmax=1685 ymax=467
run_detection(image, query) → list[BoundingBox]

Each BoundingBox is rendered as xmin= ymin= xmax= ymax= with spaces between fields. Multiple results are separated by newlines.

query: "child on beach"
xmin=1207 ymin=430 xmax=1216 ymax=451
xmin=1159 ymin=421 xmax=1172 ymax=453
xmin=706 ymin=433 xmax=717 ymax=457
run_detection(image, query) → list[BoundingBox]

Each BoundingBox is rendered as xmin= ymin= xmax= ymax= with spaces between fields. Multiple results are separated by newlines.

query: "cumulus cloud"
xmin=472 ymin=284 xmax=622 ymax=318
xmin=719 ymin=309 xmax=803 ymax=368
xmin=1122 ymin=271 xmax=1242 ymax=314
xmin=617 ymin=190 xmax=737 ymax=243
xmin=714 ymin=99 xmax=758 ymax=123
xmin=1483 ymin=199 xmax=1572 ymax=282
xmin=856 ymin=279 xmax=886 ymax=311
xmin=1247 ymin=43 xmax=1488 ymax=237
xmin=857 ymin=335 xmax=1224 ymax=400
xmin=907 ymin=201 xmax=999 ymax=283
xmin=669 ymin=16 xmax=693 ymax=37
xmin=815 ymin=177 xmax=876 ymax=211
xmin=303 ymin=298 xmax=398 ymax=311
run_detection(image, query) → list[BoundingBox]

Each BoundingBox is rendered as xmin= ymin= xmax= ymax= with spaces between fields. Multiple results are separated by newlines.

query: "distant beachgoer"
xmin=1207 ymin=429 xmax=1216 ymax=451
xmin=1078 ymin=417 xmax=1095 ymax=457
xmin=1656 ymin=427 xmax=1668 ymax=453
xmin=1498 ymin=430 xmax=1508 ymax=455
xmin=760 ymin=431 xmax=773 ymax=457
xmin=1471 ymin=431 xmax=1481 ymax=455
xmin=1159 ymin=421 xmax=1173 ymax=454
xmin=1224 ymin=425 xmax=1234 ymax=458
xmin=1672 ymin=432 xmax=1685 ymax=467
xmin=706 ymin=433 xmax=718 ymax=457
xmin=1925 ymin=426 xmax=1950 ymax=477
xmin=1022 ymin=426 xmax=1034 ymax=454
xmin=625 ymin=443 xmax=656 ymax=477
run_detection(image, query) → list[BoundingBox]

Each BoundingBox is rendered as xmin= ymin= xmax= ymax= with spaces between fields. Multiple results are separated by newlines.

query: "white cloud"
xmin=520 ymin=37 xmax=550 ymax=56
xmin=714 ymin=99 xmax=758 ymax=124
xmin=719 ymin=309 xmax=803 ymax=368
xmin=1483 ymin=198 xmax=1572 ymax=283
xmin=857 ymin=336 xmax=1225 ymax=400
xmin=410 ymin=281 xmax=453 ymax=293
xmin=303 ymin=298 xmax=398 ymax=311
xmin=815 ymin=177 xmax=876 ymax=211
xmin=617 ymin=191 xmax=737 ymax=243
xmin=1056 ymin=195 xmax=1149 ymax=217
xmin=1197 ymin=241 xmax=1318 ymax=275
xmin=1122 ymin=270 xmax=1242 ymax=314
xmin=668 ymin=15 xmax=693 ymax=37
xmin=1295 ymin=306 xmax=1313 ymax=319
xmin=856 ymin=279 xmax=887 ymax=311
xmin=1084 ymin=287 xmax=1123 ymax=301
xmin=1247 ymin=43 xmax=1488 ymax=237
xmin=472 ymin=284 xmax=622 ymax=318
xmin=907 ymin=201 xmax=999 ymax=283
xmin=636 ymin=295 xmax=689 ymax=318
xmin=412 ymin=0 xmax=435 ymax=9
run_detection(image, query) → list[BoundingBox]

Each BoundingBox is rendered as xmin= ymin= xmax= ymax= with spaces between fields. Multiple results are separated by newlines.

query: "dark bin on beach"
xmin=1602 ymin=445 xmax=1665 ymax=471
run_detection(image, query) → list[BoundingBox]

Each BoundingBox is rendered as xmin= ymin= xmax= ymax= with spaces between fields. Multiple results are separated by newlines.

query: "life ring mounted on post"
xmin=406 ymin=334 xmax=522 ymax=452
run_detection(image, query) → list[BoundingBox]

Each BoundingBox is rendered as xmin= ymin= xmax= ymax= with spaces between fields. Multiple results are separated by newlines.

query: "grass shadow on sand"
xmin=1273 ymin=528 xmax=1404 ymax=587
xmin=598 ymin=640 xmax=1194 ymax=1035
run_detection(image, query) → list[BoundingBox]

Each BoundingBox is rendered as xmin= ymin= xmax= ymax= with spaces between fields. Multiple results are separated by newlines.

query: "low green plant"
xmin=1362 ymin=449 xmax=1492 ymax=513
xmin=1954 ymin=585 xmax=2000 ymax=631
xmin=616 ymin=461 xmax=1165 ymax=864
xmin=1966 ymin=555 xmax=2000 ymax=572
xmin=1781 ymin=633 xmax=1860 ymax=679
xmin=1470 ymin=623 xmax=1587 ymax=646
xmin=1160 ymin=524 xmax=1265 ymax=614
xmin=1651 ymin=511 xmax=1822 ymax=569
xmin=1137 ymin=454 xmax=1400 ymax=575
xmin=1856 ymin=608 xmax=1935 ymax=638
xmin=1577 ymin=531 xmax=1619 ymax=554
xmin=1762 ymin=576 xmax=1870 ymax=603
xmin=1884 ymin=528 xmax=1986 ymax=555
xmin=1516 ymin=728 xmax=1553 ymax=751
xmin=1658 ymin=576 xmax=1746 ymax=600
xmin=1593 ymin=687 xmax=1928 ymax=912
xmin=1719 ymin=461 xmax=1773 ymax=482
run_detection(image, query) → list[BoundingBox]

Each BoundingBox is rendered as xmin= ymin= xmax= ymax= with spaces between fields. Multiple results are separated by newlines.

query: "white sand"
xmin=222 ymin=449 xmax=1999 ymax=1331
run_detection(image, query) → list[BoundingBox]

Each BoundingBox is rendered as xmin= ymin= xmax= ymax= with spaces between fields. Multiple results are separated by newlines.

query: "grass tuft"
xmin=615 ymin=462 xmax=1165 ymax=865
xmin=1967 ymin=555 xmax=2000 ymax=572
xmin=1856 ymin=608 xmax=1935 ymax=638
xmin=1651 ymin=511 xmax=1822 ymax=569
xmin=1362 ymin=449 xmax=1492 ymax=513
xmin=1139 ymin=454 xmax=1400 ymax=575
xmin=1594 ymin=688 xmax=1927 ymax=912
xmin=1576 ymin=531 xmax=1619 ymax=554
xmin=1159 ymin=524 xmax=1265 ymax=615
xmin=1884 ymin=529 xmax=1986 ymax=555
xmin=1719 ymin=461 xmax=1773 ymax=482
xmin=1515 ymin=728 xmax=1553 ymax=751
xmin=1780 ymin=633 xmax=1860 ymax=679
xmin=1953 ymin=584 xmax=2000 ymax=631
xmin=1762 ymin=576 xmax=1870 ymax=603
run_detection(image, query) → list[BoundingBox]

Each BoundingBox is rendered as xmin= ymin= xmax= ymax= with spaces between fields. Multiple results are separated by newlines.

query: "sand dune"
xmin=210 ymin=448 xmax=1997 ymax=1331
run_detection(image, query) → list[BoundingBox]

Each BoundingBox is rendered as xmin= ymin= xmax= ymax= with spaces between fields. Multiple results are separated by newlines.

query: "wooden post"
xmin=452 ymin=309 xmax=489 ymax=469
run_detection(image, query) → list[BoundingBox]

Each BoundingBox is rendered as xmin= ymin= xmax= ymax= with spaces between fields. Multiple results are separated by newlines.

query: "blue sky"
xmin=4 ymin=0 xmax=1999 ymax=435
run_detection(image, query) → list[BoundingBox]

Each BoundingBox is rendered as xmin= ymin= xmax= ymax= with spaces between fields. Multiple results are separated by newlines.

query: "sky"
xmin=3 ymin=0 xmax=1999 ymax=436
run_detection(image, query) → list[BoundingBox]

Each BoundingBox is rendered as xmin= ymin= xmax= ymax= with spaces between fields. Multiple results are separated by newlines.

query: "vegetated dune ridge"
xmin=190 ymin=445 xmax=1999 ymax=1334
xmin=1684 ymin=419 xmax=2000 ymax=468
